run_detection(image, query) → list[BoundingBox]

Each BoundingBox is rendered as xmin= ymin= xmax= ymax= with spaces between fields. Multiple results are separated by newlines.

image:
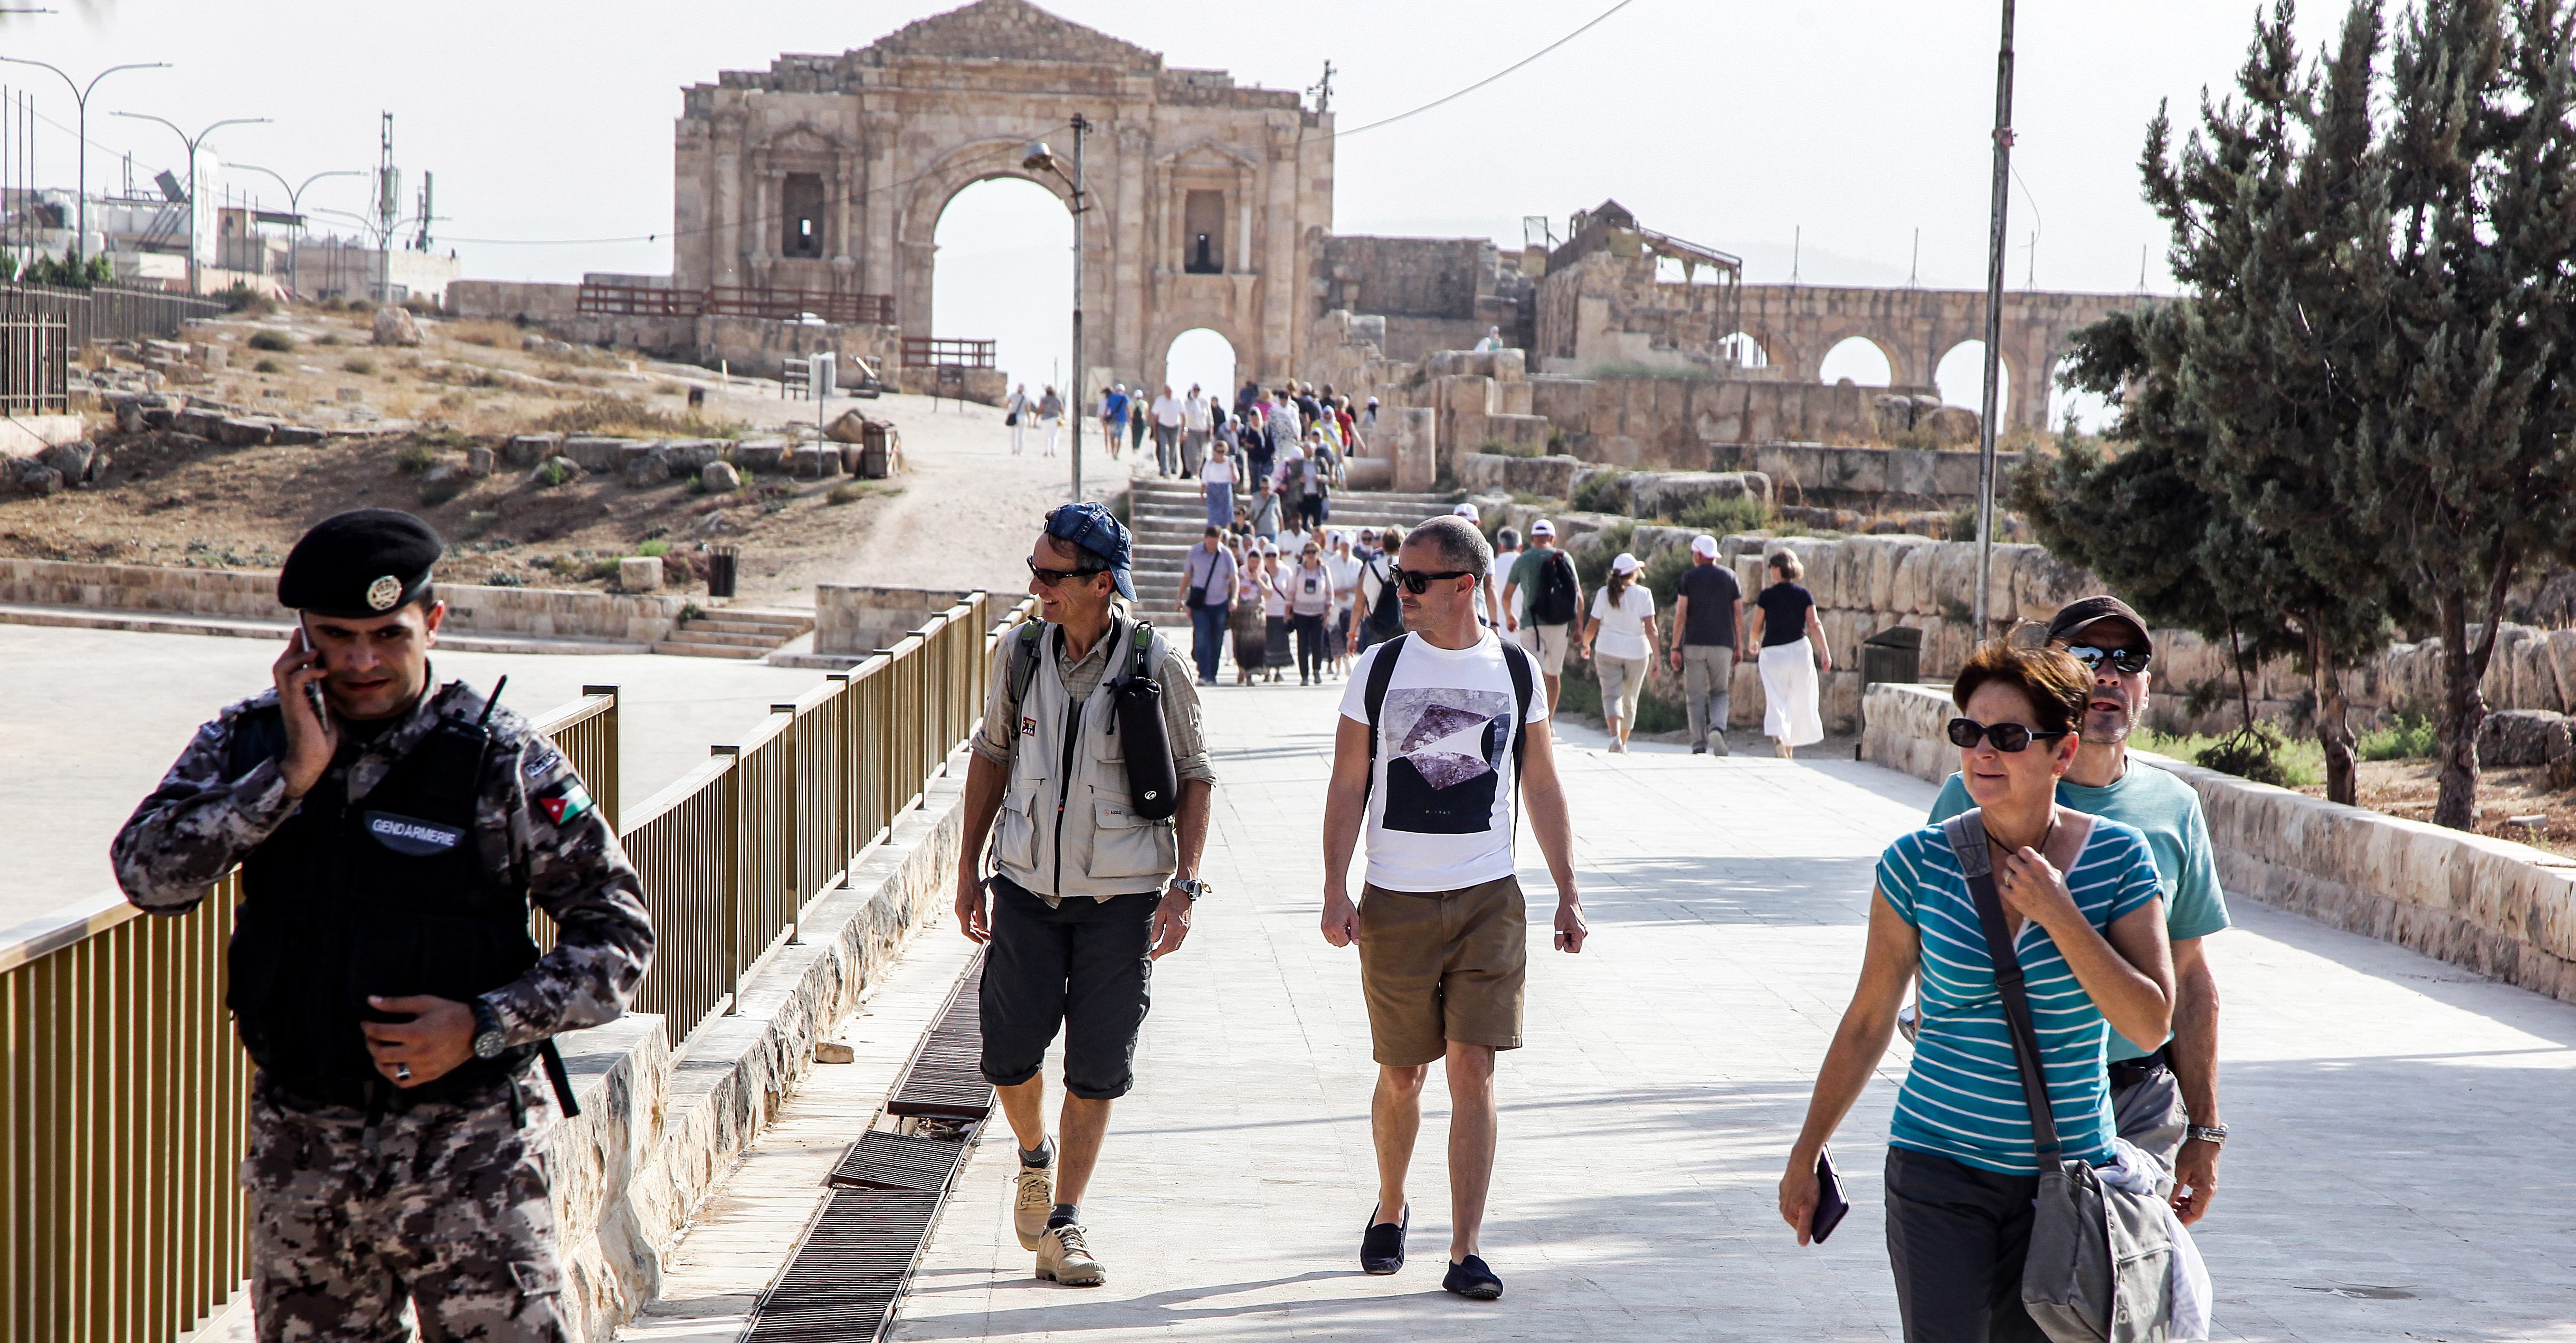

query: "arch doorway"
xmin=930 ymin=176 xmax=1071 ymax=399
xmin=1718 ymin=331 xmax=1768 ymax=369
xmin=1935 ymin=340 xmax=2010 ymax=417
xmin=1818 ymin=336 xmax=1894 ymax=387
xmin=1162 ymin=328 xmax=1237 ymax=405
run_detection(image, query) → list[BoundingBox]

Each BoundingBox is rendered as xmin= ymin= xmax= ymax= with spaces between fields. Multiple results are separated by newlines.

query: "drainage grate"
xmin=743 ymin=1188 xmax=942 ymax=1343
xmin=826 ymin=1128 xmax=968 ymax=1193
xmin=887 ymin=954 xmax=993 ymax=1120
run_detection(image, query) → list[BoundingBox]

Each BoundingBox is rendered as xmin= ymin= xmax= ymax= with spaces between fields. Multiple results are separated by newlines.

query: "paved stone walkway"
xmin=878 ymin=679 xmax=2576 ymax=1342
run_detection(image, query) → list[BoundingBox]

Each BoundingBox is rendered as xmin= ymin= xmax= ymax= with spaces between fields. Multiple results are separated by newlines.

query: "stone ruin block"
xmin=503 ymin=433 xmax=563 ymax=467
xmin=618 ymin=556 xmax=664 ymax=593
xmin=658 ymin=438 xmax=727 ymax=472
xmin=271 ymin=425 xmax=326 ymax=447
xmin=732 ymin=439 xmax=789 ymax=474
xmin=621 ymin=443 xmax=670 ymax=487
xmin=791 ymin=443 xmax=842 ymax=479
xmin=214 ymin=418 xmax=275 ymax=449
xmin=562 ymin=436 xmax=631 ymax=473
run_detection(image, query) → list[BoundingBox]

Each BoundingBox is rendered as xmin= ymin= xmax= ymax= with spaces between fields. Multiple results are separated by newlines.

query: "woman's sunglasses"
xmin=2064 ymin=644 xmax=2152 ymax=675
xmin=1387 ymin=566 xmax=1472 ymax=595
xmin=1947 ymin=717 xmax=2072 ymax=753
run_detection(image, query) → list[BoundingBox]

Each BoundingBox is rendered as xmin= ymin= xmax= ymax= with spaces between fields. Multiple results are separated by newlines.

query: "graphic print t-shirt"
xmin=1338 ymin=632 xmax=1549 ymax=892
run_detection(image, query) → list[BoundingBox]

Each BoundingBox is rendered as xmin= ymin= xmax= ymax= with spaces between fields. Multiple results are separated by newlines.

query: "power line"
xmin=1323 ymin=0 xmax=1646 ymax=141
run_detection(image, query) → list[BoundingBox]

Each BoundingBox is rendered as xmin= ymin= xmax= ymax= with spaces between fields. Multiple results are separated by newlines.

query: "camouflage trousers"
xmin=245 ymin=1067 xmax=567 ymax=1343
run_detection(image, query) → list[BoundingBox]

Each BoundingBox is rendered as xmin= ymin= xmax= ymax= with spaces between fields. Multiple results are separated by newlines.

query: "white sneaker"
xmin=1037 ymin=1222 xmax=1107 ymax=1286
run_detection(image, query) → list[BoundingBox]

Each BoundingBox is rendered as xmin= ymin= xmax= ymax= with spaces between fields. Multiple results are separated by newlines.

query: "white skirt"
xmin=1758 ymin=637 xmax=1825 ymax=747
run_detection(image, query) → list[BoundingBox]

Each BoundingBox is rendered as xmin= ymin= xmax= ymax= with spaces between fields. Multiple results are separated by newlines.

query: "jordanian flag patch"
xmin=536 ymin=778 xmax=594 ymax=826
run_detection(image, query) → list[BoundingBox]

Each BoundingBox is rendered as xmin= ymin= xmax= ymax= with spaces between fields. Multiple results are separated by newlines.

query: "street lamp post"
xmin=109 ymin=111 xmax=269 ymax=295
xmin=0 ymin=59 xmax=165 ymax=265
xmin=1970 ymin=0 xmax=2016 ymax=635
xmin=1023 ymin=113 xmax=1091 ymax=503
xmin=234 ymin=164 xmax=363 ymax=292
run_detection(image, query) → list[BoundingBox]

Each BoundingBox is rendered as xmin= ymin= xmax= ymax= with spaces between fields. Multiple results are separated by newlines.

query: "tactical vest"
xmin=991 ymin=620 xmax=1180 ymax=901
xmin=225 ymin=691 xmax=543 ymax=1097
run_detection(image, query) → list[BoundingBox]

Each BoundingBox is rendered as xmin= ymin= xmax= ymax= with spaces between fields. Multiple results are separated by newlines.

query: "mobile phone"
xmin=294 ymin=627 xmax=328 ymax=721
xmin=1809 ymin=1148 xmax=1850 ymax=1244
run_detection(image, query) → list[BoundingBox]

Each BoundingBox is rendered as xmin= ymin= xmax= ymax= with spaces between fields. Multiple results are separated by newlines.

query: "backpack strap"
xmin=1009 ymin=620 xmax=1048 ymax=705
xmin=1940 ymin=811 xmax=2065 ymax=1164
xmin=1361 ymin=633 xmax=1409 ymax=803
xmin=1499 ymin=635 xmax=1536 ymax=783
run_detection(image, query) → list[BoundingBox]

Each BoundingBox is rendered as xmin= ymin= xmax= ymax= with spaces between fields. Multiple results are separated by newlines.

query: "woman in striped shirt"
xmin=1779 ymin=643 xmax=2174 ymax=1342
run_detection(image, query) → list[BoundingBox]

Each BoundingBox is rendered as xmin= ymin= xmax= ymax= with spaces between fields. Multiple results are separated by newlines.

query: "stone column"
xmin=1113 ymin=122 xmax=1149 ymax=385
xmin=861 ymin=110 xmax=900 ymax=309
xmin=712 ymin=110 xmax=746 ymax=290
xmin=1259 ymin=118 xmax=1299 ymax=382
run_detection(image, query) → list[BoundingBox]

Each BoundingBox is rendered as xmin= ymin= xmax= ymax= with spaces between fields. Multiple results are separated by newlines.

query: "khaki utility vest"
xmin=992 ymin=620 xmax=1179 ymax=901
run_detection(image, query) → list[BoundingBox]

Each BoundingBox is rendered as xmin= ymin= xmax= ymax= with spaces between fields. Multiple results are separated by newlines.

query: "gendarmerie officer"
xmin=112 ymin=508 xmax=653 ymax=1342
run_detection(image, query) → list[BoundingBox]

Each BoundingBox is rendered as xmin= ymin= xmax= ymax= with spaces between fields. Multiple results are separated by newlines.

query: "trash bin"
xmin=1859 ymin=624 xmax=1924 ymax=690
xmin=707 ymin=545 xmax=740 ymax=599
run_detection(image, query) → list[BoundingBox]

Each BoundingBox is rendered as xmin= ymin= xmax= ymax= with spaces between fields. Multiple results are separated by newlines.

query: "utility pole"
xmin=1908 ymin=227 xmax=1919 ymax=288
xmin=375 ymin=112 xmax=397 ymax=303
xmin=414 ymin=170 xmax=433 ymax=252
xmin=1970 ymin=0 xmax=2016 ymax=635
xmin=111 ymin=110 xmax=268 ymax=294
xmin=0 ymin=58 xmax=165 ymax=265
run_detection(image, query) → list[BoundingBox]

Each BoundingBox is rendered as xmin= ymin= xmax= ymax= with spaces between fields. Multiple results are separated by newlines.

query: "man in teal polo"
xmin=1925 ymin=595 xmax=2231 ymax=1225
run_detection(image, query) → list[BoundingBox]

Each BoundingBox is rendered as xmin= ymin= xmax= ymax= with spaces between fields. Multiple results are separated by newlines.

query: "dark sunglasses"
xmin=2064 ymin=644 xmax=2152 ymax=675
xmin=1028 ymin=557 xmax=1107 ymax=586
xmin=1947 ymin=717 xmax=2072 ymax=753
xmin=1388 ymin=566 xmax=1472 ymax=595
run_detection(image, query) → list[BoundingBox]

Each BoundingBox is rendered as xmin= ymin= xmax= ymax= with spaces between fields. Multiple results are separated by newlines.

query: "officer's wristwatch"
xmin=1170 ymin=877 xmax=1211 ymax=902
xmin=469 ymin=999 xmax=509 ymax=1061
xmin=2184 ymin=1123 xmax=2228 ymax=1147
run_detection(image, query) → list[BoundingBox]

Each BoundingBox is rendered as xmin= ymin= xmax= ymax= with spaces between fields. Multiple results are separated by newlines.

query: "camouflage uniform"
xmin=114 ymin=674 xmax=654 ymax=1343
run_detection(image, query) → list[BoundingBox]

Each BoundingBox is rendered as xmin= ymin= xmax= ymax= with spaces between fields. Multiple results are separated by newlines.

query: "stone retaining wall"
xmin=546 ymin=746 xmax=967 ymax=1340
xmin=815 ymin=583 xmax=976 ymax=657
xmin=1704 ymin=441 xmax=2023 ymax=513
xmin=1863 ymin=681 xmax=2576 ymax=1005
xmin=0 ymin=557 xmax=686 ymax=645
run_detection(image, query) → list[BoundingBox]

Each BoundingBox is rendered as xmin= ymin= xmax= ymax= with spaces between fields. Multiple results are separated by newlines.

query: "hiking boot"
xmin=1442 ymin=1254 xmax=1503 ymax=1300
xmin=1012 ymin=1157 xmax=1055 ymax=1251
xmin=1037 ymin=1222 xmax=1107 ymax=1287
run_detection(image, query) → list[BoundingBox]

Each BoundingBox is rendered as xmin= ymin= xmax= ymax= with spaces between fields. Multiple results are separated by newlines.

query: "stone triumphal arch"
xmin=670 ymin=0 xmax=1333 ymax=393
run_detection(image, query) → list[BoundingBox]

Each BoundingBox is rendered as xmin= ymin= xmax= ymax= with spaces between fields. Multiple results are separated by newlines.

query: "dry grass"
xmin=530 ymin=395 xmax=747 ymax=440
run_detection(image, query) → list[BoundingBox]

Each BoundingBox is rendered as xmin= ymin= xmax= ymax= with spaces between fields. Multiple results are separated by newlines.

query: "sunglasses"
xmin=1027 ymin=557 xmax=1107 ymax=586
xmin=1388 ymin=566 xmax=1472 ymax=595
xmin=2064 ymin=644 xmax=2152 ymax=675
xmin=1947 ymin=717 xmax=2073 ymax=753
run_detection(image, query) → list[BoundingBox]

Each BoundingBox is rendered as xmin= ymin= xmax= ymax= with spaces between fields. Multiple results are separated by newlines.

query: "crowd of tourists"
xmin=981 ymin=492 xmax=2233 ymax=1340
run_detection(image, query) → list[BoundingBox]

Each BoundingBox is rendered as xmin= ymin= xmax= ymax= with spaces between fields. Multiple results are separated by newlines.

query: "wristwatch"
xmin=470 ymin=999 xmax=509 ymax=1061
xmin=1170 ymin=877 xmax=1211 ymax=902
xmin=2184 ymin=1123 xmax=2228 ymax=1147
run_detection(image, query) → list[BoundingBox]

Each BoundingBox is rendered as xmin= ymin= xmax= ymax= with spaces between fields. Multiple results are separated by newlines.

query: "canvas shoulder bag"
xmin=1940 ymin=811 xmax=2177 ymax=1343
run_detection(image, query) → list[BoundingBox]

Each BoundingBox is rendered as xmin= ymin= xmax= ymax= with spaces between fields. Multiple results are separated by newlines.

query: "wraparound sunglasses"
xmin=1947 ymin=717 xmax=2071 ymax=753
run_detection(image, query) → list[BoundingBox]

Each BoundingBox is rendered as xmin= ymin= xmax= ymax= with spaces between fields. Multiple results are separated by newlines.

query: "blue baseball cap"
xmin=1044 ymin=501 xmax=1135 ymax=601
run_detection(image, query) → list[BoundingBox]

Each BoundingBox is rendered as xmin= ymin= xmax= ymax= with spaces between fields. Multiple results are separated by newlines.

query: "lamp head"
xmin=1022 ymin=141 xmax=1057 ymax=175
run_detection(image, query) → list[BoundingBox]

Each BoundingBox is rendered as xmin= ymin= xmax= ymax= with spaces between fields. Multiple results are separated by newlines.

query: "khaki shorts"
xmin=1518 ymin=622 xmax=1571 ymax=677
xmin=1356 ymin=875 xmax=1528 ymax=1066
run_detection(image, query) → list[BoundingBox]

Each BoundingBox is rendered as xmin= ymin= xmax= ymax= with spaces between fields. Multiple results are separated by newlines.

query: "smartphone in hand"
xmin=1809 ymin=1148 xmax=1850 ymax=1243
xmin=294 ymin=627 xmax=328 ymax=722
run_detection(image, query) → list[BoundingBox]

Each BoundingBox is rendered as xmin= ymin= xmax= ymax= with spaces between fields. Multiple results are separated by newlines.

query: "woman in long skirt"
xmin=1231 ymin=550 xmax=1270 ymax=685
xmin=1202 ymin=437 xmax=1240 ymax=529
xmin=1743 ymin=549 xmax=1830 ymax=758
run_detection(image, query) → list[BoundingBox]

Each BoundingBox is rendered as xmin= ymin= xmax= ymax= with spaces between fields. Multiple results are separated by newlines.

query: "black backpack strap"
xmin=1361 ymin=633 xmax=1408 ymax=803
xmin=1500 ymin=635 xmax=1536 ymax=782
xmin=1940 ymin=812 xmax=2064 ymax=1163
xmin=1009 ymin=620 xmax=1047 ymax=704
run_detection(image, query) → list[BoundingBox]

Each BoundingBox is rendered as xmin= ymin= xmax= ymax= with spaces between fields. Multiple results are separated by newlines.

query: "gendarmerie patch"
xmin=364 ymin=811 xmax=465 ymax=856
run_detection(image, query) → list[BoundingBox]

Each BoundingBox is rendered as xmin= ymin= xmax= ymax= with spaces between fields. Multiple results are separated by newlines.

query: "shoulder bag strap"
xmin=1361 ymin=634 xmax=1408 ymax=804
xmin=1500 ymin=636 xmax=1536 ymax=783
xmin=1941 ymin=811 xmax=2065 ymax=1163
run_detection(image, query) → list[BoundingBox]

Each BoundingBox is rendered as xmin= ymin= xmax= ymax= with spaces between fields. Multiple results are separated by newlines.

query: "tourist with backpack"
xmin=954 ymin=501 xmax=1216 ymax=1290
xmin=1319 ymin=515 xmax=1586 ymax=1302
xmin=1349 ymin=527 xmax=1406 ymax=656
xmin=1499 ymin=519 xmax=1581 ymax=717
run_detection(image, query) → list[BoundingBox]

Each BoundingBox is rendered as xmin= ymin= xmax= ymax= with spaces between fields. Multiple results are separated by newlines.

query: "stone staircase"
xmin=1126 ymin=478 xmax=1464 ymax=604
xmin=654 ymin=606 xmax=815 ymax=659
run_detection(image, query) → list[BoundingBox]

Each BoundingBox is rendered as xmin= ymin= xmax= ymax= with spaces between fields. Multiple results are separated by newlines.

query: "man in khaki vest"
xmin=954 ymin=501 xmax=1215 ymax=1288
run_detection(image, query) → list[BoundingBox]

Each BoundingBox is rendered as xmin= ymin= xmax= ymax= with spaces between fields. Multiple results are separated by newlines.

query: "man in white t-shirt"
xmin=1149 ymin=385 xmax=1185 ymax=478
xmin=1319 ymin=515 xmax=1586 ymax=1302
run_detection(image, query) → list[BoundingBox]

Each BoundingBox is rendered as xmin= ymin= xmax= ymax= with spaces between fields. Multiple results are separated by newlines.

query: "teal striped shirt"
xmin=1878 ymin=819 xmax=2161 ymax=1175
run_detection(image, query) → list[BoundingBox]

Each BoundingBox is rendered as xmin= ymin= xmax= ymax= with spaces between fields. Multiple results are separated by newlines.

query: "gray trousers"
xmin=2111 ymin=1061 xmax=2189 ymax=1165
xmin=1680 ymin=644 xmax=1734 ymax=751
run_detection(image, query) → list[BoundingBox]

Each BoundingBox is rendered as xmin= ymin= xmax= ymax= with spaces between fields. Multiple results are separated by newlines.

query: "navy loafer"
xmin=1359 ymin=1205 xmax=1409 ymax=1275
xmin=1442 ymin=1253 xmax=1503 ymax=1300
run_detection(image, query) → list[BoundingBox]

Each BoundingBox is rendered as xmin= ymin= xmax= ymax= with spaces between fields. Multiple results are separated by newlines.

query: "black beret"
xmin=278 ymin=509 xmax=443 ymax=617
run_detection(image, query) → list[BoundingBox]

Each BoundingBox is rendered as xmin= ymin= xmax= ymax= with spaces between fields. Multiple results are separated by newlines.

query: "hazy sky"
xmin=2 ymin=0 xmax=2348 ymax=397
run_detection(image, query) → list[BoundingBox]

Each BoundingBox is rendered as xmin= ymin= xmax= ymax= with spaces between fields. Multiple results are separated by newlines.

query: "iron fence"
xmin=577 ymin=283 xmax=893 ymax=327
xmin=0 ymin=315 xmax=68 ymax=413
xmin=0 ymin=593 xmax=1021 ymax=1342
xmin=899 ymin=336 xmax=996 ymax=369
xmin=0 ymin=281 xmax=224 ymax=350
